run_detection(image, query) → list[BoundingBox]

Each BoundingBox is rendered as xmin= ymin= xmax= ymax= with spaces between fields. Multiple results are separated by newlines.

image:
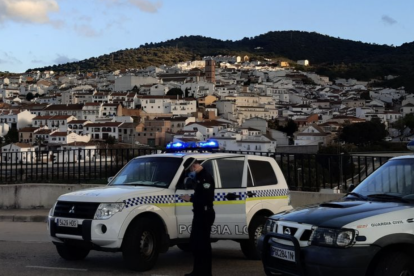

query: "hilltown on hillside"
xmin=0 ymin=56 xmax=410 ymax=160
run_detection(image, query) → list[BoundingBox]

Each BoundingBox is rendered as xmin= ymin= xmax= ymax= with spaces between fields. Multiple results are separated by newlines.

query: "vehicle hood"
xmin=58 ymin=186 xmax=165 ymax=203
xmin=276 ymin=200 xmax=413 ymax=228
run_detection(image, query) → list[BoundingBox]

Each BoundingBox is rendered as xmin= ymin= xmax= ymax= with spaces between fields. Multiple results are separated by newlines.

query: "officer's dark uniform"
xmin=185 ymin=159 xmax=215 ymax=276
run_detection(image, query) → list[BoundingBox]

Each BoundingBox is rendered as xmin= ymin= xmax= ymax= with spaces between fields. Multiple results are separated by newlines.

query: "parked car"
xmin=258 ymin=154 xmax=414 ymax=276
xmin=48 ymin=150 xmax=292 ymax=271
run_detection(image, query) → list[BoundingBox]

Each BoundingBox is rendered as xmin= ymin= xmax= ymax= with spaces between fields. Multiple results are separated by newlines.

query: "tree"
xmin=26 ymin=92 xmax=34 ymax=101
xmin=360 ymin=91 xmax=370 ymax=100
xmin=131 ymin=85 xmax=139 ymax=93
xmin=105 ymin=136 xmax=117 ymax=145
xmin=277 ymin=119 xmax=298 ymax=137
xmin=339 ymin=121 xmax=387 ymax=146
xmin=267 ymin=119 xmax=279 ymax=130
xmin=166 ymin=88 xmax=183 ymax=97
xmin=4 ymin=128 xmax=19 ymax=144
xmin=393 ymin=114 xmax=414 ymax=139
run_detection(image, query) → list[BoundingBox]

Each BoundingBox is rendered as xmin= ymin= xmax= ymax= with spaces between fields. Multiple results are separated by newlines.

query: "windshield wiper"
xmin=367 ymin=194 xmax=409 ymax=203
xmin=345 ymin=192 xmax=367 ymax=200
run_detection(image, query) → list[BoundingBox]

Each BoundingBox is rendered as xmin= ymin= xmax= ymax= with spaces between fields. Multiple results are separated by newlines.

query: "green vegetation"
xmin=4 ymin=128 xmax=19 ymax=144
xmin=26 ymin=31 xmax=414 ymax=92
xmin=393 ymin=114 xmax=414 ymax=140
xmin=26 ymin=92 xmax=34 ymax=101
xmin=166 ymin=88 xmax=183 ymax=96
xmin=339 ymin=120 xmax=387 ymax=146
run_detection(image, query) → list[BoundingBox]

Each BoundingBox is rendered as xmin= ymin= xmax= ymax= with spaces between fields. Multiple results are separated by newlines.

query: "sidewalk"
xmin=0 ymin=209 xmax=49 ymax=223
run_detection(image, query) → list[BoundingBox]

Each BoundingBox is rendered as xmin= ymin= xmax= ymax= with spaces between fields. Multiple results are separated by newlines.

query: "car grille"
xmin=53 ymin=201 xmax=100 ymax=219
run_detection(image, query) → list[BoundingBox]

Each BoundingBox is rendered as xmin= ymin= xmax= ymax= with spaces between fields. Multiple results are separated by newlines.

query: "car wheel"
xmin=177 ymin=243 xmax=192 ymax=252
xmin=240 ymin=216 xmax=267 ymax=260
xmin=122 ymin=217 xmax=160 ymax=271
xmin=55 ymin=243 xmax=90 ymax=261
xmin=374 ymin=251 xmax=414 ymax=276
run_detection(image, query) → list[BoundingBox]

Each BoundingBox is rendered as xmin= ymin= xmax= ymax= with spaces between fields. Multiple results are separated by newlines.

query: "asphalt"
xmin=0 ymin=209 xmax=49 ymax=223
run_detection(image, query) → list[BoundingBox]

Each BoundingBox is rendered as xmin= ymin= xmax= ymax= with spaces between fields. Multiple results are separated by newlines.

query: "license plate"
xmin=56 ymin=218 xmax=78 ymax=228
xmin=271 ymin=246 xmax=295 ymax=262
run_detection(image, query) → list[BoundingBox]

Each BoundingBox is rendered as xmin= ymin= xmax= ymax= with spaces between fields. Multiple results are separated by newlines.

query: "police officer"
xmin=180 ymin=158 xmax=215 ymax=276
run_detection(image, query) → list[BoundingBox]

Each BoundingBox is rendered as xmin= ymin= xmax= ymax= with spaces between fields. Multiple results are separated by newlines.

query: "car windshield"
xmin=109 ymin=157 xmax=182 ymax=188
xmin=352 ymin=158 xmax=414 ymax=201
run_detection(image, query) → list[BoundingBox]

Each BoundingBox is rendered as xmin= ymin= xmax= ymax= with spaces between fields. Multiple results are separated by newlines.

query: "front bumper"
xmin=260 ymin=233 xmax=380 ymax=276
xmin=48 ymin=216 xmax=123 ymax=249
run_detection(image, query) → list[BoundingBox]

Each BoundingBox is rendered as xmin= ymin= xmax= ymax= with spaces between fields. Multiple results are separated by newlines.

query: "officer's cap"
xmin=183 ymin=157 xmax=197 ymax=171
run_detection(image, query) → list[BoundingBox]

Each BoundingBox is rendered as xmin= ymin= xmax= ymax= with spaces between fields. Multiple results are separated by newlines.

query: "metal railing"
xmin=0 ymin=148 xmax=392 ymax=191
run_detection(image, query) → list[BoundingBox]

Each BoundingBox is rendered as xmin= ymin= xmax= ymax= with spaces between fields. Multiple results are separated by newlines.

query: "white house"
xmin=114 ymin=75 xmax=158 ymax=92
xmin=212 ymin=128 xmax=276 ymax=152
xmin=297 ymin=60 xmax=310 ymax=66
xmin=49 ymin=131 xmax=91 ymax=144
xmin=149 ymin=84 xmax=168 ymax=96
xmin=41 ymin=104 xmax=84 ymax=118
xmin=1 ymin=143 xmax=38 ymax=163
xmin=55 ymin=142 xmax=98 ymax=163
xmin=294 ymin=124 xmax=331 ymax=146
xmin=138 ymin=95 xmax=196 ymax=116
xmin=32 ymin=115 xmax=76 ymax=132
xmin=0 ymin=109 xmax=36 ymax=130
xmin=183 ymin=121 xmax=226 ymax=140
xmin=400 ymin=103 xmax=414 ymax=117
xmin=67 ymin=120 xmax=91 ymax=135
xmin=82 ymin=103 xmax=102 ymax=121
xmin=84 ymin=122 xmax=123 ymax=140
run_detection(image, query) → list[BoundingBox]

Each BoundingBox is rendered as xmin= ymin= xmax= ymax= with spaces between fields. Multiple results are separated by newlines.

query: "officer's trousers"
xmin=190 ymin=209 xmax=215 ymax=276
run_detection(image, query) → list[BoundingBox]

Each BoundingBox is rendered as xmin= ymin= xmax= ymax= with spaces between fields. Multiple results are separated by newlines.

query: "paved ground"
xmin=0 ymin=221 xmax=267 ymax=276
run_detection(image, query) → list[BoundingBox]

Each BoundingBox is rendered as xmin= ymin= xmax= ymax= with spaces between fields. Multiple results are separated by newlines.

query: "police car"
xmin=48 ymin=140 xmax=292 ymax=271
xmin=259 ymin=151 xmax=414 ymax=276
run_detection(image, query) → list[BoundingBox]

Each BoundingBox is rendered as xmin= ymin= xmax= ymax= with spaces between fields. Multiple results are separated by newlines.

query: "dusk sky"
xmin=0 ymin=0 xmax=413 ymax=73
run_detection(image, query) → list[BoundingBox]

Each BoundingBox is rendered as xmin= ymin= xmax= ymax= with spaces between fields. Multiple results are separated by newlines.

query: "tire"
xmin=374 ymin=251 xmax=414 ymax=276
xmin=122 ymin=217 xmax=160 ymax=271
xmin=177 ymin=243 xmax=192 ymax=252
xmin=55 ymin=243 xmax=90 ymax=261
xmin=240 ymin=216 xmax=267 ymax=260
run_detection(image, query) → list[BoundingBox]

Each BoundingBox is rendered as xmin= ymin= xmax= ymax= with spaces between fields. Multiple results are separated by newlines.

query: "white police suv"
xmin=259 ymin=154 xmax=414 ymax=276
xmin=48 ymin=144 xmax=292 ymax=271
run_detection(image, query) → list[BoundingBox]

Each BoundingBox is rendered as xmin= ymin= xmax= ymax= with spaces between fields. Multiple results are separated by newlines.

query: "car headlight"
xmin=309 ymin=227 xmax=357 ymax=247
xmin=262 ymin=219 xmax=277 ymax=235
xmin=94 ymin=203 xmax=125 ymax=220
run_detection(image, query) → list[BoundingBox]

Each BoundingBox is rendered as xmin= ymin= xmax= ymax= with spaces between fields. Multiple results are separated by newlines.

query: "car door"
xmin=211 ymin=156 xmax=248 ymax=239
xmin=246 ymin=156 xmax=288 ymax=215
xmin=175 ymin=158 xmax=215 ymax=239
xmin=175 ymin=156 xmax=248 ymax=239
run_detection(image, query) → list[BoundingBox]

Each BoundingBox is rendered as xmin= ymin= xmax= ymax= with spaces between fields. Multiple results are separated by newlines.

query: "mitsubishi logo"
xmin=69 ymin=206 xmax=75 ymax=214
xmin=284 ymin=228 xmax=291 ymax=235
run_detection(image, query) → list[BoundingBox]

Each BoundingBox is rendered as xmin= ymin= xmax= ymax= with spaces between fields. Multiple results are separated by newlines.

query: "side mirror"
xmin=348 ymin=184 xmax=355 ymax=193
xmin=108 ymin=176 xmax=114 ymax=183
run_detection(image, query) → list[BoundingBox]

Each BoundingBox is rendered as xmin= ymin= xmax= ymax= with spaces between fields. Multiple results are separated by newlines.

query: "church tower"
xmin=205 ymin=58 xmax=215 ymax=83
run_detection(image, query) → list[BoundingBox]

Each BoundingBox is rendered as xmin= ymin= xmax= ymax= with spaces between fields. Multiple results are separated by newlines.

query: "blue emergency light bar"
xmin=166 ymin=140 xmax=219 ymax=151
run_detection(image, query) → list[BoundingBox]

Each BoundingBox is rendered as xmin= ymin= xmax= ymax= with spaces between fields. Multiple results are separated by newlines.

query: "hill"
xmin=27 ymin=31 xmax=414 ymax=91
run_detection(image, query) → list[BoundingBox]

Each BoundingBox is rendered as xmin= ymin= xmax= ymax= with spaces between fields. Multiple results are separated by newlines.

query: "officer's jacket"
xmin=190 ymin=168 xmax=215 ymax=213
